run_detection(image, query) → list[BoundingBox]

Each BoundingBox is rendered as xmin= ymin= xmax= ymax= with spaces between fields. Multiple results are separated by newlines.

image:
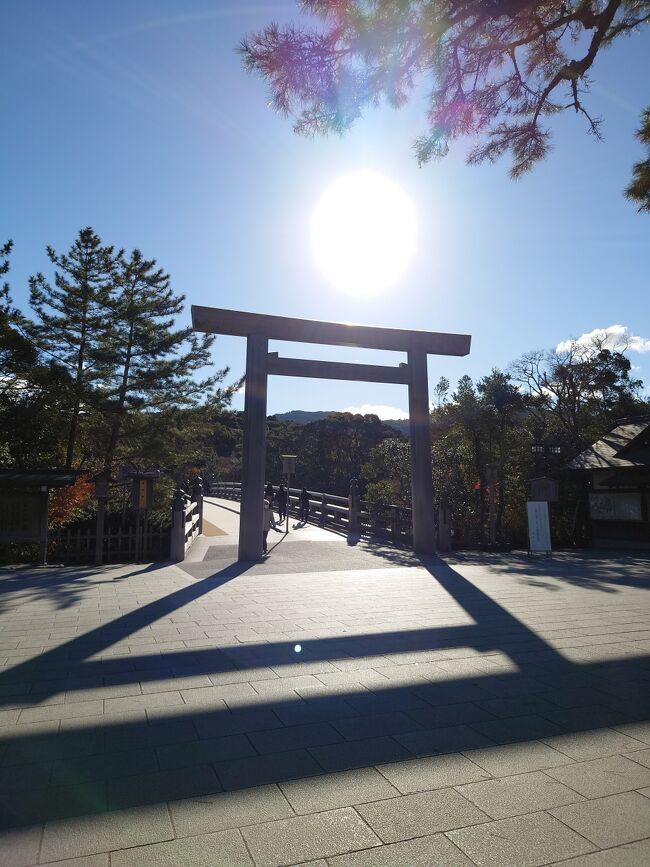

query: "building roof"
xmin=566 ymin=416 xmax=650 ymax=471
xmin=0 ymin=469 xmax=78 ymax=488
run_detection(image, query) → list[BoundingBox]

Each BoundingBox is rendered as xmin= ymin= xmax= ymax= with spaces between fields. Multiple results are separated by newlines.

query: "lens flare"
xmin=311 ymin=171 xmax=417 ymax=295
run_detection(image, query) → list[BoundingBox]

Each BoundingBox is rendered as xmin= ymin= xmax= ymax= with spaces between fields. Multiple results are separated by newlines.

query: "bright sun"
xmin=310 ymin=171 xmax=417 ymax=295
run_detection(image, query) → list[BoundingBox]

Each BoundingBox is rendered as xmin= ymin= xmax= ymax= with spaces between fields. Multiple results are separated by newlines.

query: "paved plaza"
xmin=1 ymin=498 xmax=650 ymax=866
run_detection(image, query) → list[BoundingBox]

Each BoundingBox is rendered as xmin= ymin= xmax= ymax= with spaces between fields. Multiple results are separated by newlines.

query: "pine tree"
xmin=1 ymin=241 xmax=37 ymax=392
xmin=434 ymin=376 xmax=450 ymax=407
xmin=1 ymin=240 xmax=73 ymax=468
xmin=626 ymin=109 xmax=650 ymax=213
xmin=101 ymin=247 xmax=229 ymax=472
xmin=29 ymin=228 xmax=116 ymax=467
xmin=241 ymin=2 xmax=649 ymax=187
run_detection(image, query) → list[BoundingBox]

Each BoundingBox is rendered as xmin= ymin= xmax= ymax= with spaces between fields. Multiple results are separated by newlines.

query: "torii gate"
xmin=192 ymin=307 xmax=471 ymax=561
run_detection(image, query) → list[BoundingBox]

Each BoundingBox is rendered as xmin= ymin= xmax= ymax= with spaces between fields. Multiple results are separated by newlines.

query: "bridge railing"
xmin=359 ymin=499 xmax=413 ymax=545
xmin=208 ymin=481 xmax=412 ymax=546
xmin=170 ymin=490 xmax=203 ymax=562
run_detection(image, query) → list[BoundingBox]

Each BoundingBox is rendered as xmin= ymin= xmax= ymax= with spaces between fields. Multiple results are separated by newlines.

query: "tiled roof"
xmin=0 ymin=469 xmax=78 ymax=487
xmin=566 ymin=418 xmax=650 ymax=470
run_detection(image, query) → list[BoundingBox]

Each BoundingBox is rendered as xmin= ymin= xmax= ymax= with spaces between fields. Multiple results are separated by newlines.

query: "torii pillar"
xmin=407 ymin=348 xmax=436 ymax=555
xmin=192 ymin=307 xmax=471 ymax=561
xmin=238 ymin=333 xmax=269 ymax=560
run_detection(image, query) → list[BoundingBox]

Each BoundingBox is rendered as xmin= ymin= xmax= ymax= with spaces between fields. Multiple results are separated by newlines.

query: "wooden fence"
xmin=210 ymin=481 xmax=413 ymax=546
xmin=45 ymin=479 xmax=411 ymax=565
xmin=48 ymin=523 xmax=170 ymax=565
xmin=48 ymin=487 xmax=203 ymax=565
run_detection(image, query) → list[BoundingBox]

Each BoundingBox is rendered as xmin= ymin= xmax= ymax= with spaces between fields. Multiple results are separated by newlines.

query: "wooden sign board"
xmin=0 ymin=492 xmax=45 ymax=541
xmin=589 ymin=492 xmax=642 ymax=522
xmin=281 ymin=455 xmax=297 ymax=475
xmin=530 ymin=477 xmax=559 ymax=502
xmin=131 ymin=479 xmax=154 ymax=510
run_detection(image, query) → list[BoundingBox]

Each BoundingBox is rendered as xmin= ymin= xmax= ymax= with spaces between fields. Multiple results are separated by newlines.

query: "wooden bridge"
xmin=180 ymin=487 xmax=416 ymax=577
xmin=209 ymin=481 xmax=414 ymax=547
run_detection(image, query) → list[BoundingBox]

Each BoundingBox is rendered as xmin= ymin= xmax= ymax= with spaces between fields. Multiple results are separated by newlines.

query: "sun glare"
xmin=310 ymin=171 xmax=417 ymax=295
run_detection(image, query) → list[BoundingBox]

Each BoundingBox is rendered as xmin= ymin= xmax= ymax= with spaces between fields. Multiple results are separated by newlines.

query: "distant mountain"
xmin=272 ymin=410 xmax=409 ymax=436
xmin=273 ymin=410 xmax=331 ymax=425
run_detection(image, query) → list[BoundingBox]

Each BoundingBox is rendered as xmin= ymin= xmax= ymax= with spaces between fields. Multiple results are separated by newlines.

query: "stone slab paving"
xmin=0 ymin=504 xmax=649 ymax=865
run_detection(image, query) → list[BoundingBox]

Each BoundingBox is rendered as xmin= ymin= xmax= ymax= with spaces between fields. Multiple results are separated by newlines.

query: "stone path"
xmin=1 ymin=499 xmax=649 ymax=865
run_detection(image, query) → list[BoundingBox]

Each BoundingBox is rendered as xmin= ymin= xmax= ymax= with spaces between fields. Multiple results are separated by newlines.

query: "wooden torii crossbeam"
xmin=192 ymin=306 xmax=471 ymax=560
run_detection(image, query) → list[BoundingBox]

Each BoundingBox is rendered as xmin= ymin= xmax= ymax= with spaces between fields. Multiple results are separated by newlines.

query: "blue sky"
xmin=2 ymin=0 xmax=649 ymax=418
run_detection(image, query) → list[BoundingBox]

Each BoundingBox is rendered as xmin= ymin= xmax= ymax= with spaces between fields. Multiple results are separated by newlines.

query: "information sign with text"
xmin=527 ymin=501 xmax=551 ymax=553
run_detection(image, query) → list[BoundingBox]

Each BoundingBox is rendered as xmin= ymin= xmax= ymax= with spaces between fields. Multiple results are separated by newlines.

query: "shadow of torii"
xmin=0 ymin=554 xmax=649 ymax=830
xmin=0 ymin=556 xmax=611 ymax=708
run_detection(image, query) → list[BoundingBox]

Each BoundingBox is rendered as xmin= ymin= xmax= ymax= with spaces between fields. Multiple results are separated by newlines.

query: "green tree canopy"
xmin=1 ymin=240 xmax=70 ymax=468
xmin=1 ymin=241 xmax=37 ymax=393
xmin=511 ymin=340 xmax=645 ymax=449
xmin=9 ymin=228 xmax=237 ymax=476
xmin=262 ymin=411 xmax=401 ymax=494
xmin=361 ymin=437 xmax=411 ymax=505
xmin=28 ymin=228 xmax=116 ymax=467
xmin=626 ymin=108 xmax=650 ymax=212
xmin=101 ymin=247 xmax=229 ymax=471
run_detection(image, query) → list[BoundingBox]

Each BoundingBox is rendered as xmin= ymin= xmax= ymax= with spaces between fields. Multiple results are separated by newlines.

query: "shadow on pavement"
xmin=0 ymin=562 xmax=162 ymax=612
xmin=0 ymin=555 xmax=648 ymax=830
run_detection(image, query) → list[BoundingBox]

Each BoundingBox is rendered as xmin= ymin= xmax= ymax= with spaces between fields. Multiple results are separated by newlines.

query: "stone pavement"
xmin=0 ymin=498 xmax=649 ymax=866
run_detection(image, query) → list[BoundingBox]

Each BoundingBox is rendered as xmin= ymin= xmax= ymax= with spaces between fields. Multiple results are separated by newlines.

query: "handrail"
xmin=184 ymin=501 xmax=196 ymax=518
xmin=208 ymin=480 xmax=412 ymax=545
xmin=171 ymin=492 xmax=203 ymax=562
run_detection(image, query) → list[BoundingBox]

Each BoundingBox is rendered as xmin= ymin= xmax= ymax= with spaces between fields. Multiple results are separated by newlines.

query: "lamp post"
xmin=281 ymin=454 xmax=296 ymax=535
xmin=532 ymin=442 xmax=561 ymax=476
xmin=92 ymin=470 xmax=110 ymax=566
xmin=529 ymin=444 xmax=561 ymax=554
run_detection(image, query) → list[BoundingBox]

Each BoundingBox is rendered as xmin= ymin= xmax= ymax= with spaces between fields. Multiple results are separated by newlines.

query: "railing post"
xmin=348 ymin=478 xmax=359 ymax=533
xmin=391 ymin=506 xmax=400 ymax=543
xmin=319 ymin=493 xmax=327 ymax=526
xmin=192 ymin=476 xmax=204 ymax=535
xmin=170 ymin=488 xmax=186 ymax=562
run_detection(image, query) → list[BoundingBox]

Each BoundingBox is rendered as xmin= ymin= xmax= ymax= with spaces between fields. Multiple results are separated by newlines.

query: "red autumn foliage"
xmin=49 ymin=474 xmax=95 ymax=527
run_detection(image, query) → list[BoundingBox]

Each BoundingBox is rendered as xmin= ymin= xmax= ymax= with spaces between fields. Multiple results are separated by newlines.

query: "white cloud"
xmin=342 ymin=403 xmax=408 ymax=420
xmin=557 ymin=325 xmax=650 ymax=354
